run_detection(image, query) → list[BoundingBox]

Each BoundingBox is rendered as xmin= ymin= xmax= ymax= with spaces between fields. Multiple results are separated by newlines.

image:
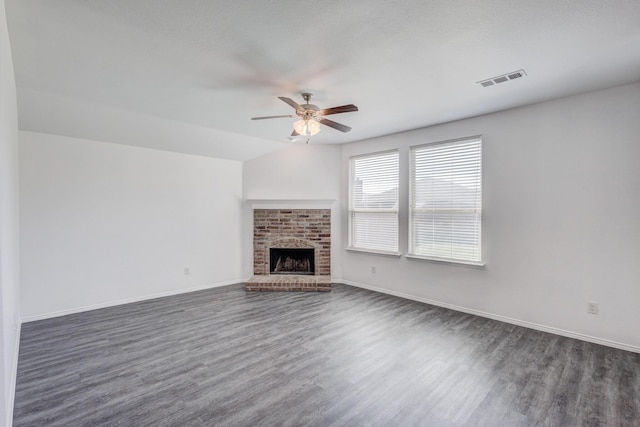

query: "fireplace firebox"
xmin=270 ymin=248 xmax=315 ymax=275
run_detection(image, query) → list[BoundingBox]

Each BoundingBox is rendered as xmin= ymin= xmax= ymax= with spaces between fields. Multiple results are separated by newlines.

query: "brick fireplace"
xmin=245 ymin=209 xmax=331 ymax=292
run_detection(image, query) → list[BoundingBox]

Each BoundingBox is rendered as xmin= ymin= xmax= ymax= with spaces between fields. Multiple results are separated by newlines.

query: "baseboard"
xmin=7 ymin=321 xmax=21 ymax=427
xmin=337 ymin=279 xmax=640 ymax=354
xmin=21 ymin=280 xmax=242 ymax=323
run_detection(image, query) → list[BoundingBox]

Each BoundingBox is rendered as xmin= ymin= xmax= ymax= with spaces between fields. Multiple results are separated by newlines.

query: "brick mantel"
xmin=247 ymin=208 xmax=331 ymax=291
xmin=245 ymin=199 xmax=336 ymax=210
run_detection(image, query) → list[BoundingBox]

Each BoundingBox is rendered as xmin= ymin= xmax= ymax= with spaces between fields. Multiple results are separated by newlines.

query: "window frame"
xmin=408 ymin=136 xmax=484 ymax=266
xmin=348 ymin=149 xmax=400 ymax=256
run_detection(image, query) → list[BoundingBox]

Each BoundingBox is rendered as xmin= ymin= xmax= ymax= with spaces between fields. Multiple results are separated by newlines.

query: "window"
xmin=409 ymin=136 xmax=482 ymax=264
xmin=349 ymin=150 xmax=399 ymax=253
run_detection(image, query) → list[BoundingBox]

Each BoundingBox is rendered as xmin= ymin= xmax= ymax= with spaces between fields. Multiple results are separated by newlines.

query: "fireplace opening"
xmin=270 ymin=248 xmax=315 ymax=275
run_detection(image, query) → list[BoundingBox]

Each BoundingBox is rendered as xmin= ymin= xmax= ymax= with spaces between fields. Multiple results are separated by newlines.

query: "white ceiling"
xmin=6 ymin=0 xmax=640 ymax=161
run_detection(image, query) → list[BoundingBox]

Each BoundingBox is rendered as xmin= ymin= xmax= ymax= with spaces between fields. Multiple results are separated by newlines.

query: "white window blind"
xmin=410 ymin=137 xmax=482 ymax=263
xmin=349 ymin=151 xmax=399 ymax=253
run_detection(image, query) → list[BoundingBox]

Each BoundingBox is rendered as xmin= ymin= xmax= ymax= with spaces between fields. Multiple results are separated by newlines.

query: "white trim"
xmin=21 ymin=280 xmax=242 ymax=323
xmin=244 ymin=199 xmax=337 ymax=210
xmin=349 ymin=148 xmax=399 ymax=160
xmin=7 ymin=322 xmax=21 ymax=427
xmin=409 ymin=134 xmax=483 ymax=150
xmin=346 ymin=247 xmax=402 ymax=257
xmin=336 ymin=279 xmax=640 ymax=354
xmin=405 ymin=254 xmax=485 ymax=268
xmin=349 ymin=208 xmax=398 ymax=214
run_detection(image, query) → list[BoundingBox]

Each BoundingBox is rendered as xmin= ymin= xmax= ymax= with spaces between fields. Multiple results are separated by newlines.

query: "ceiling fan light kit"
xmin=252 ymin=92 xmax=358 ymax=143
xmin=293 ymin=118 xmax=321 ymax=136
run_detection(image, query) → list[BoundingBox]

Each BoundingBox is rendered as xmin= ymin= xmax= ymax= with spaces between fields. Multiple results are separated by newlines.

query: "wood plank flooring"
xmin=14 ymin=283 xmax=640 ymax=426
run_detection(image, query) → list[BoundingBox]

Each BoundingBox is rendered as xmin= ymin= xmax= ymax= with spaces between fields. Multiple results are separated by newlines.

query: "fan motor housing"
xmin=298 ymin=104 xmax=320 ymax=119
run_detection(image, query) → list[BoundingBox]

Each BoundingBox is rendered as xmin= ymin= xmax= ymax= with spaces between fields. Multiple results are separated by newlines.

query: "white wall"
xmin=0 ymin=0 xmax=20 ymax=424
xmin=340 ymin=82 xmax=640 ymax=351
xmin=20 ymin=131 xmax=243 ymax=319
xmin=242 ymin=143 xmax=342 ymax=280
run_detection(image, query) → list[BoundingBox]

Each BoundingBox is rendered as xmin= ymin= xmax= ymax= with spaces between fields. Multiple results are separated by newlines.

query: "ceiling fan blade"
xmin=251 ymin=115 xmax=294 ymax=120
xmin=278 ymin=97 xmax=304 ymax=112
xmin=291 ymin=130 xmax=300 ymax=136
xmin=319 ymin=118 xmax=352 ymax=133
xmin=319 ymin=104 xmax=359 ymax=116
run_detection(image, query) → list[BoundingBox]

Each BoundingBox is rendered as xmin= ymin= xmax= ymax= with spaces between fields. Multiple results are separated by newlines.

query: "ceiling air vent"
xmin=477 ymin=69 xmax=527 ymax=88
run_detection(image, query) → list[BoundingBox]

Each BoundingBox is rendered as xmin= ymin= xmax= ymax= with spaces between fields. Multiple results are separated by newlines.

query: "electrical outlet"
xmin=184 ymin=267 xmax=190 ymax=276
xmin=371 ymin=266 xmax=376 ymax=274
xmin=587 ymin=302 xmax=599 ymax=315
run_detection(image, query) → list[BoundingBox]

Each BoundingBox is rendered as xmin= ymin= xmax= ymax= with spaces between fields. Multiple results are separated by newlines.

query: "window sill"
xmin=405 ymin=254 xmax=485 ymax=268
xmin=346 ymin=247 xmax=402 ymax=258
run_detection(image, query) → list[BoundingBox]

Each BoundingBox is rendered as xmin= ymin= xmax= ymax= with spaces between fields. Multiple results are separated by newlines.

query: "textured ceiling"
xmin=6 ymin=0 xmax=640 ymax=161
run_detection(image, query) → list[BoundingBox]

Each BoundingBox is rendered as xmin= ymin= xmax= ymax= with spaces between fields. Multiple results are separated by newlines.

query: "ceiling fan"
xmin=252 ymin=93 xmax=358 ymax=143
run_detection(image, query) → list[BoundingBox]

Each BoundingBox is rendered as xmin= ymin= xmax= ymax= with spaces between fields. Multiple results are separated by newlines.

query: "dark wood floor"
xmin=14 ymin=283 xmax=640 ymax=426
